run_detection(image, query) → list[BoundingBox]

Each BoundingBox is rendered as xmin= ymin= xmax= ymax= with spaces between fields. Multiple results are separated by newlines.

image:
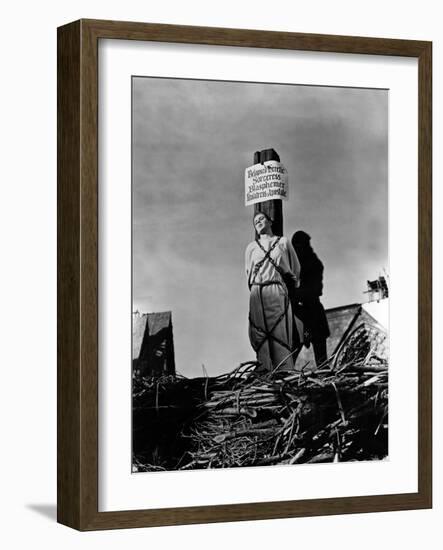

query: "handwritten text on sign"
xmin=244 ymin=161 xmax=288 ymax=206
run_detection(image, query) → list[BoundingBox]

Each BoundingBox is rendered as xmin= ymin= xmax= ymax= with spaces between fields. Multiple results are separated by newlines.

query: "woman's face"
xmin=254 ymin=213 xmax=272 ymax=234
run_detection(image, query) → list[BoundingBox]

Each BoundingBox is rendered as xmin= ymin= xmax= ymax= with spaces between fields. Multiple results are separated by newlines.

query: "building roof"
xmin=297 ymin=299 xmax=388 ymax=367
xmin=132 ymin=311 xmax=172 ymax=359
xmin=133 ymin=312 xmax=148 ymax=359
xmin=326 ymin=303 xmax=362 ymax=356
xmin=147 ymin=311 xmax=172 ymax=336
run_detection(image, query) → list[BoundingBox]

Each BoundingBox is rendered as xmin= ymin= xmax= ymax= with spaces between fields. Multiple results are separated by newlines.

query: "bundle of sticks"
xmin=180 ymin=323 xmax=388 ymax=469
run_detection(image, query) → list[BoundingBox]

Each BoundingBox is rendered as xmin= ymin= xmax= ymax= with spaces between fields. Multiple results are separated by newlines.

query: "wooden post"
xmin=253 ymin=148 xmax=283 ymax=236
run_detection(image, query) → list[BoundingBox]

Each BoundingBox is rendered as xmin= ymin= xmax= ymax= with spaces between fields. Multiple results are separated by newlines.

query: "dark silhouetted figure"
xmin=291 ymin=231 xmax=330 ymax=366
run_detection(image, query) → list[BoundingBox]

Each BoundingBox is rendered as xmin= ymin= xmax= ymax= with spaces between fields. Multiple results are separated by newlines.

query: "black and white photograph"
xmin=131 ymin=76 xmax=389 ymax=473
xmin=2 ymin=0 xmax=436 ymax=542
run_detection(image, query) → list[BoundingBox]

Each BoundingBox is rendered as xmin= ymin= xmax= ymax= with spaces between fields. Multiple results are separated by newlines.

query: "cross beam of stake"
xmin=253 ymin=148 xmax=283 ymax=236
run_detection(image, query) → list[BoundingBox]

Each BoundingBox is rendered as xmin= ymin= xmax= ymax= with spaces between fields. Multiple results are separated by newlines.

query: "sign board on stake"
xmin=245 ymin=160 xmax=288 ymax=206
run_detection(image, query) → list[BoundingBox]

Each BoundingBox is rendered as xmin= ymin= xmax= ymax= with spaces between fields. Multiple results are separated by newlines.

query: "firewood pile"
xmin=132 ymin=321 xmax=388 ymax=471
xmin=180 ymin=322 xmax=388 ymax=469
xmin=132 ymin=373 xmax=209 ymax=471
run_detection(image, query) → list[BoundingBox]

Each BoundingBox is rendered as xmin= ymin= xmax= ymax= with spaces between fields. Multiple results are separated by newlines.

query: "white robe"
xmin=245 ymin=236 xmax=304 ymax=371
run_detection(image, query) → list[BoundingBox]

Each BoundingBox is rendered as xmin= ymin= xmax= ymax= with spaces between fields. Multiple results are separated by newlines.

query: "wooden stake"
xmin=253 ymin=148 xmax=283 ymax=236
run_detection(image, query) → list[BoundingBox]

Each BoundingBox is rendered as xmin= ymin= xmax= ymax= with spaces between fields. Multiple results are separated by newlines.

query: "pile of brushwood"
xmin=133 ymin=322 xmax=388 ymax=471
xmin=132 ymin=373 xmax=211 ymax=471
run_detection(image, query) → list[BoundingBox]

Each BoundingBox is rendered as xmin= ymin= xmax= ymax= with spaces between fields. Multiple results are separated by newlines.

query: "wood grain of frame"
xmin=57 ymin=19 xmax=432 ymax=531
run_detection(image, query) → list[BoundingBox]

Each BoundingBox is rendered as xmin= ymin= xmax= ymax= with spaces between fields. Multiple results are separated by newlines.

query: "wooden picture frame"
xmin=57 ymin=19 xmax=432 ymax=530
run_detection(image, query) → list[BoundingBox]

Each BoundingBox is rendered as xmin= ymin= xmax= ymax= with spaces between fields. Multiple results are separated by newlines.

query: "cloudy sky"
xmin=132 ymin=77 xmax=388 ymax=377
